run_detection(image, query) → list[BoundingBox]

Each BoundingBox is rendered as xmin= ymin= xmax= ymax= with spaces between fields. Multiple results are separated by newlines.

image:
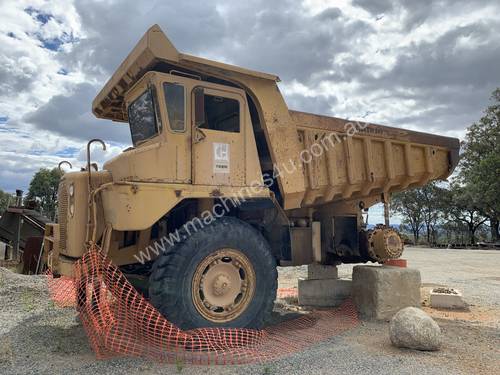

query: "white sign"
xmin=213 ymin=143 xmax=230 ymax=173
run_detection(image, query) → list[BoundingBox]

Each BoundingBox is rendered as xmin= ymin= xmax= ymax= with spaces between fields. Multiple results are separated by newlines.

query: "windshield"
xmin=128 ymin=89 xmax=159 ymax=146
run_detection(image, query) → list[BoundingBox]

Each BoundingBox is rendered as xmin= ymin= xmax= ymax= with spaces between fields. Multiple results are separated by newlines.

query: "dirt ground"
xmin=0 ymin=247 xmax=499 ymax=375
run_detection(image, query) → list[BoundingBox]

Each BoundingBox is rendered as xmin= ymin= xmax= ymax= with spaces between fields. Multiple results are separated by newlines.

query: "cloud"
xmin=377 ymin=23 xmax=500 ymax=89
xmin=59 ymin=0 xmax=228 ymax=82
xmin=1 ymin=0 xmax=500 ymax=193
xmin=352 ymin=0 xmax=497 ymax=30
xmin=203 ymin=3 xmax=374 ymax=82
xmin=0 ymin=147 xmax=63 ymax=192
xmin=352 ymin=0 xmax=394 ymax=16
xmin=281 ymin=84 xmax=338 ymax=116
xmin=24 ymin=83 xmax=131 ymax=144
xmin=350 ymin=20 xmax=500 ymax=135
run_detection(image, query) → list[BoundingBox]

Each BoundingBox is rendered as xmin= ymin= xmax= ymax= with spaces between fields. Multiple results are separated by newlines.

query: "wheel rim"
xmin=192 ymin=248 xmax=256 ymax=323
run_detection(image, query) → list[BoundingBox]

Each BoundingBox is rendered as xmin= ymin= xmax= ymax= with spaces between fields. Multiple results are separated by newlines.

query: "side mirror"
xmin=194 ymin=87 xmax=205 ymax=127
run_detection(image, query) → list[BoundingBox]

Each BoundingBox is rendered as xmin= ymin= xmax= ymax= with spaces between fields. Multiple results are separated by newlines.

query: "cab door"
xmin=191 ymin=87 xmax=246 ymax=187
xmin=158 ymin=75 xmax=192 ymax=183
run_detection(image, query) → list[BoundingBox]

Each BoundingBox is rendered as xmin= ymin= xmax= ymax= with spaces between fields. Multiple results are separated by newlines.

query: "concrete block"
xmin=430 ymin=288 xmax=466 ymax=309
xmin=352 ymin=265 xmax=421 ymax=320
xmin=307 ymin=263 xmax=339 ymax=280
xmin=298 ymin=278 xmax=351 ymax=307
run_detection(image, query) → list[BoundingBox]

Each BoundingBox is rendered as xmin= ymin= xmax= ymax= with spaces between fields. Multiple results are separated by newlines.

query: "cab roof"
xmin=92 ymin=24 xmax=279 ymax=122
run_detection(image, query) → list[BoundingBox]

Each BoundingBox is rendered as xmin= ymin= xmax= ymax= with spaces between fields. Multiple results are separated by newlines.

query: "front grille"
xmin=57 ymin=181 xmax=68 ymax=252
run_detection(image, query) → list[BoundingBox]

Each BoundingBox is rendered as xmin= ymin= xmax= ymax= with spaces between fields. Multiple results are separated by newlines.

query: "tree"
xmin=392 ymin=189 xmax=425 ymax=243
xmin=447 ymin=183 xmax=488 ymax=244
xmin=458 ymin=88 xmax=500 ymax=241
xmin=392 ymin=182 xmax=448 ymax=245
xmin=441 ymin=219 xmax=467 ymax=244
xmin=420 ymin=182 xmax=449 ymax=244
xmin=0 ymin=189 xmax=14 ymax=215
xmin=26 ymin=168 xmax=63 ymax=219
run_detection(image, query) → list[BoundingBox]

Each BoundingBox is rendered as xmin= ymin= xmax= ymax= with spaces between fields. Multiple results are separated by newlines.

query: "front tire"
xmin=149 ymin=216 xmax=277 ymax=330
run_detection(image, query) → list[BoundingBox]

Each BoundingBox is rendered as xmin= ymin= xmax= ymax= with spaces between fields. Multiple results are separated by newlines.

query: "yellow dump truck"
xmin=44 ymin=25 xmax=459 ymax=329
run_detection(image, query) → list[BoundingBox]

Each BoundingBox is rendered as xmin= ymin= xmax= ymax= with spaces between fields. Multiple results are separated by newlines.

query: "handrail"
xmin=58 ymin=161 xmax=73 ymax=173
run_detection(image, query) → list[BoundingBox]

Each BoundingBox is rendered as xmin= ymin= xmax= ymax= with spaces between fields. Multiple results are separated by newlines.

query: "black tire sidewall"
xmin=150 ymin=217 xmax=277 ymax=329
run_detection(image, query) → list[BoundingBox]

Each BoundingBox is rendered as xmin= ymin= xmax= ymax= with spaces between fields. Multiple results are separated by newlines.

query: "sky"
xmin=0 ymin=0 xmax=499 ymax=223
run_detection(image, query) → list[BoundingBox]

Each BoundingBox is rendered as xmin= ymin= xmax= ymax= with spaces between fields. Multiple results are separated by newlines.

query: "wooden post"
xmin=12 ymin=216 xmax=23 ymax=261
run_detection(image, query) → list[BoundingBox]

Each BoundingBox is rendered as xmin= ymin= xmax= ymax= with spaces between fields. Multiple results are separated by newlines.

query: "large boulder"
xmin=389 ymin=307 xmax=441 ymax=351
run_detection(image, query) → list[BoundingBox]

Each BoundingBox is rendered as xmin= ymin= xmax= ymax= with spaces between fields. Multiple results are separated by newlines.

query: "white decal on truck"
xmin=213 ymin=143 xmax=230 ymax=173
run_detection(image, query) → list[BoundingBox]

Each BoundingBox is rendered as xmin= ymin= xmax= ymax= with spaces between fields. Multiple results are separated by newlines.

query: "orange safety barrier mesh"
xmin=276 ymin=287 xmax=299 ymax=299
xmin=47 ymin=244 xmax=359 ymax=364
xmin=47 ymin=272 xmax=76 ymax=307
xmin=47 ymin=274 xmax=297 ymax=310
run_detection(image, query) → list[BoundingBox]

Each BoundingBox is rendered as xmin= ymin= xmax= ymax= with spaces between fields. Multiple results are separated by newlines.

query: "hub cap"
xmin=192 ymin=248 xmax=256 ymax=323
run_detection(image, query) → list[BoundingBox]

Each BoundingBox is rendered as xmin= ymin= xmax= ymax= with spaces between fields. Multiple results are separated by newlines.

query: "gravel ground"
xmin=280 ymin=246 xmax=500 ymax=307
xmin=1 ymin=247 xmax=499 ymax=375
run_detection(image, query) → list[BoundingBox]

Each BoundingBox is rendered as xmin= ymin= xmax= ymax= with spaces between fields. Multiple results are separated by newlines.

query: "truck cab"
xmin=105 ymin=71 xmax=262 ymax=188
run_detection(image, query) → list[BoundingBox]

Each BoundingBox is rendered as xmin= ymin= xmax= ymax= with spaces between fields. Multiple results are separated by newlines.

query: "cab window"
xmin=128 ymin=89 xmax=159 ymax=146
xmin=163 ymin=82 xmax=185 ymax=132
xmin=199 ymin=94 xmax=240 ymax=133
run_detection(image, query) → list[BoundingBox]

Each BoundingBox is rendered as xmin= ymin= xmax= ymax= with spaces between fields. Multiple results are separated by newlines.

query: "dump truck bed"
xmin=291 ymin=110 xmax=459 ymax=207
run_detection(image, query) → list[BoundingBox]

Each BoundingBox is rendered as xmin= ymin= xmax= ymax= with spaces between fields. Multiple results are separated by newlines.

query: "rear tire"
xmin=149 ymin=216 xmax=277 ymax=330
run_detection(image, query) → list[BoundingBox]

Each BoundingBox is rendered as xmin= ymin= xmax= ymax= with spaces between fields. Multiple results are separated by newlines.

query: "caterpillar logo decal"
xmin=213 ymin=142 xmax=230 ymax=173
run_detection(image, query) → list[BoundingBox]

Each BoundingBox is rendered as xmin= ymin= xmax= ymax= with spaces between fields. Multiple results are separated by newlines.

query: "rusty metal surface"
xmin=90 ymin=24 xmax=458 ymax=211
xmin=290 ymin=110 xmax=460 ymax=151
xmin=92 ymin=25 xmax=278 ymax=123
xmin=295 ymin=125 xmax=456 ymax=207
xmin=92 ymin=25 xmax=306 ymax=209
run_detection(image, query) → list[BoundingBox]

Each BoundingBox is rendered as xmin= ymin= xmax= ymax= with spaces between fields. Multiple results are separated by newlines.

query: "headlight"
xmin=69 ymin=183 xmax=74 ymax=197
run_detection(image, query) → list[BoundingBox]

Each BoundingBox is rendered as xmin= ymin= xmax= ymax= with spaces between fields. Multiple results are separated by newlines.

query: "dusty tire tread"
xmin=149 ymin=216 xmax=277 ymax=330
